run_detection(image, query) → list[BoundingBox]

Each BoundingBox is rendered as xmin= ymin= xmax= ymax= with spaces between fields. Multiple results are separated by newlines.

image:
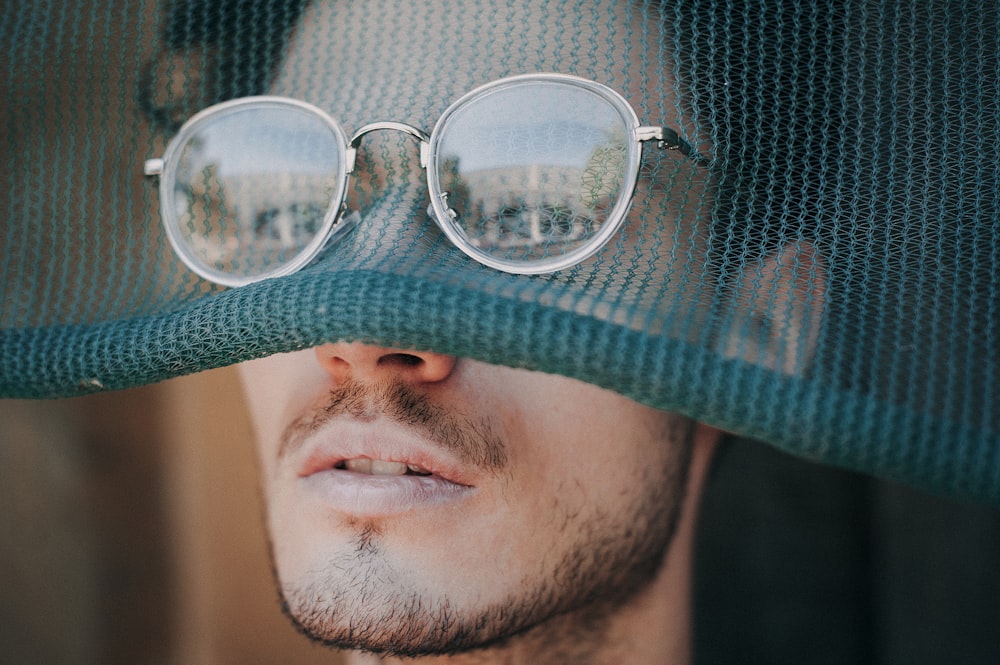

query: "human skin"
xmin=238 ymin=1 xmax=723 ymax=663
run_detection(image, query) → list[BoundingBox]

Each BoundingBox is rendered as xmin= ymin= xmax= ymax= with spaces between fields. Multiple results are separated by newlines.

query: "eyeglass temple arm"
xmin=348 ymin=121 xmax=431 ymax=173
xmin=637 ymin=126 xmax=711 ymax=168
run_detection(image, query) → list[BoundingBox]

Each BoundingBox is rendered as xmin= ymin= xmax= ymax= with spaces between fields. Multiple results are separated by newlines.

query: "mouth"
xmin=303 ymin=450 xmax=469 ymax=485
xmin=292 ymin=423 xmax=478 ymax=517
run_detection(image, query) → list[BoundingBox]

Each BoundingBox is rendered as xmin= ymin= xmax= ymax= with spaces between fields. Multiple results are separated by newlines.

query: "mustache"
xmin=278 ymin=379 xmax=508 ymax=473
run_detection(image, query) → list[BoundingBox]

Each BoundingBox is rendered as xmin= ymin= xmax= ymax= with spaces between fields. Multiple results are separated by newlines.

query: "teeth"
xmin=342 ymin=458 xmax=419 ymax=476
xmin=407 ymin=464 xmax=431 ymax=476
xmin=343 ymin=458 xmax=372 ymax=473
xmin=370 ymin=460 xmax=408 ymax=476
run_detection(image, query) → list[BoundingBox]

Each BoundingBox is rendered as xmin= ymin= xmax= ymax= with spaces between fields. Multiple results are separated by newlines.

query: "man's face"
xmin=240 ymin=349 xmax=699 ymax=655
xmin=239 ymin=0 xmax=713 ymax=657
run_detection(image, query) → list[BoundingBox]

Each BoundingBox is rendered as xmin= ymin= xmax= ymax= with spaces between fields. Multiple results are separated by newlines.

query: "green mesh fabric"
xmin=2 ymin=0 xmax=998 ymax=503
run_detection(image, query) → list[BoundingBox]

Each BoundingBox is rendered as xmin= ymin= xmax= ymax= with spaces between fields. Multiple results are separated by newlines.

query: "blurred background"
xmin=0 ymin=368 xmax=338 ymax=664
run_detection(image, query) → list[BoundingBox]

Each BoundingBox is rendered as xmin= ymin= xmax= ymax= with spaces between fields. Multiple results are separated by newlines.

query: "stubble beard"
xmin=268 ymin=379 xmax=695 ymax=660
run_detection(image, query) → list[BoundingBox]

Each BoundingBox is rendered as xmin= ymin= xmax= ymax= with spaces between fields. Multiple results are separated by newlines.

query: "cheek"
xmin=489 ymin=371 xmax=671 ymax=526
xmin=238 ymin=351 xmax=328 ymax=446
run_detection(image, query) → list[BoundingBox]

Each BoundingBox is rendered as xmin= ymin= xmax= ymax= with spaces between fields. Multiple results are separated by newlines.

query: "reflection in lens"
xmin=169 ymin=102 xmax=342 ymax=281
xmin=434 ymin=81 xmax=630 ymax=264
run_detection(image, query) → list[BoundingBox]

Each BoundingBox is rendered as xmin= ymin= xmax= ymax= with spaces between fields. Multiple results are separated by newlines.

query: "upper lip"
xmin=293 ymin=418 xmax=475 ymax=486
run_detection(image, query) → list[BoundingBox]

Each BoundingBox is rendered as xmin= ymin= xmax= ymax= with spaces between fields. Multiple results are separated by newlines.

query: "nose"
xmin=314 ymin=341 xmax=457 ymax=385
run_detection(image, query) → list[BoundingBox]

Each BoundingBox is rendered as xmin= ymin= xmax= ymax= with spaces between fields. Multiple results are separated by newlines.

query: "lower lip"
xmin=301 ymin=469 xmax=475 ymax=517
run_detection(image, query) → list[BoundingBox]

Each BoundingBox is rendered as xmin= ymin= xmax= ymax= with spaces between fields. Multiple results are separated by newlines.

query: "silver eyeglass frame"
xmin=145 ymin=72 xmax=702 ymax=286
xmin=146 ymin=96 xmax=354 ymax=286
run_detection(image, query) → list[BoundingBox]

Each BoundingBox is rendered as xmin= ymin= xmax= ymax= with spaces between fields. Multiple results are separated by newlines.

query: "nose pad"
xmin=314 ymin=342 xmax=457 ymax=385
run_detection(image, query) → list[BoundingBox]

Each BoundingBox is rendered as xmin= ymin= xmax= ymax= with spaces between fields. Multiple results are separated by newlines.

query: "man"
xmin=2 ymin=0 xmax=997 ymax=663
xmin=229 ymin=1 xmax=823 ymax=662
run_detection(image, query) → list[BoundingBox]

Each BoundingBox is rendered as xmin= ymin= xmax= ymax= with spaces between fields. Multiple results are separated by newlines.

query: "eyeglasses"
xmin=144 ymin=73 xmax=705 ymax=286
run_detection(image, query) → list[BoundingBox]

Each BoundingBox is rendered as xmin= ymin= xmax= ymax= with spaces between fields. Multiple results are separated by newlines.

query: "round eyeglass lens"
xmin=432 ymin=79 xmax=634 ymax=268
xmin=166 ymin=101 xmax=345 ymax=284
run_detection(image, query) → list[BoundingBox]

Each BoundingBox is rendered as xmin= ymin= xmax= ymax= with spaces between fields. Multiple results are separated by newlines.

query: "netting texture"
xmin=2 ymin=0 xmax=998 ymax=503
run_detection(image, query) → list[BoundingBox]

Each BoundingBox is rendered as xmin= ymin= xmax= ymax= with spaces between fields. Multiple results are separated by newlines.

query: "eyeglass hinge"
xmin=637 ymin=125 xmax=687 ymax=152
xmin=637 ymin=126 xmax=709 ymax=167
xmin=144 ymin=158 xmax=164 ymax=177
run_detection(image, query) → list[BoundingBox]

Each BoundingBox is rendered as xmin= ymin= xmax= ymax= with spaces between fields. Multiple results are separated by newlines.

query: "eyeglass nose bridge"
xmin=347 ymin=121 xmax=431 ymax=174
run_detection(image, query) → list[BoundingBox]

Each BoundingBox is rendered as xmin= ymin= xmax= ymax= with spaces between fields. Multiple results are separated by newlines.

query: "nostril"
xmin=378 ymin=353 xmax=424 ymax=368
